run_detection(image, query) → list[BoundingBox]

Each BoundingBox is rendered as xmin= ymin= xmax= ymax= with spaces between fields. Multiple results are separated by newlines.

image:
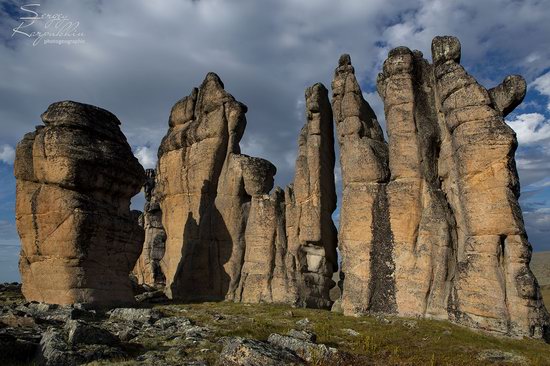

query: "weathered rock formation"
xmin=157 ymin=75 xmax=337 ymax=307
xmin=15 ymin=101 xmax=145 ymax=307
xmin=133 ymin=169 xmax=167 ymax=288
xmin=331 ymin=54 xmax=392 ymax=315
xmin=237 ymin=83 xmax=338 ymax=308
xmin=13 ymin=36 xmax=545 ymax=340
xmin=157 ymin=73 xmax=273 ymax=301
xmin=285 ymin=83 xmax=338 ymax=309
xmin=332 ymin=36 xmax=548 ymax=339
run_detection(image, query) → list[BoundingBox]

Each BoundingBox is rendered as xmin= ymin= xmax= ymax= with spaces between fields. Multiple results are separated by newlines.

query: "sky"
xmin=0 ymin=0 xmax=549 ymax=282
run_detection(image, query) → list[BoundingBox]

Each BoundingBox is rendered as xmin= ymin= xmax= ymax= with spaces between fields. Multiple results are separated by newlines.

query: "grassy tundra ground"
xmin=2 ymin=251 xmax=550 ymax=366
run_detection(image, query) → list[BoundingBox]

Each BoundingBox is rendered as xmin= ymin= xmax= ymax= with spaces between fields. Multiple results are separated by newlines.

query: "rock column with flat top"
xmin=15 ymin=101 xmax=145 ymax=307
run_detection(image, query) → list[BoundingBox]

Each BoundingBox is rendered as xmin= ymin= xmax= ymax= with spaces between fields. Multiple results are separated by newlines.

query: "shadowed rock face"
xmin=236 ymin=84 xmax=338 ymax=308
xmin=15 ymin=101 xmax=145 ymax=307
xmin=157 ymin=73 xmax=250 ymax=301
xmin=285 ymin=83 xmax=338 ymax=309
xmin=332 ymin=35 xmax=548 ymax=339
xmin=133 ymin=169 xmax=166 ymax=288
xmin=157 ymin=75 xmax=338 ymax=307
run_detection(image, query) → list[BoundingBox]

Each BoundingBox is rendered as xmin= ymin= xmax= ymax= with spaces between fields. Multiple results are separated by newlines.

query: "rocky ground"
xmin=1 ymin=283 xmax=550 ymax=366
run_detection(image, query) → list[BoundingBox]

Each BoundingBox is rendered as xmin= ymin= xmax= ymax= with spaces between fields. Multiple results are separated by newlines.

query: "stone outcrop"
xmin=285 ymin=83 xmax=338 ymax=309
xmin=331 ymin=54 xmax=392 ymax=315
xmin=15 ymin=101 xmax=145 ymax=307
xmin=157 ymin=73 xmax=285 ymax=301
xmin=12 ymin=36 xmax=545 ymax=341
xmin=331 ymin=36 xmax=548 ymax=339
xmin=133 ymin=169 xmax=166 ymax=288
xmin=157 ymin=75 xmax=337 ymax=308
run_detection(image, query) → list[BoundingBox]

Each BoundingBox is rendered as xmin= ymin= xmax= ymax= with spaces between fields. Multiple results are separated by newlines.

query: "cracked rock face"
xmin=157 ymin=76 xmax=338 ymax=308
xmin=157 ymin=73 xmax=274 ymax=301
xmin=15 ymin=101 xmax=145 ymax=307
xmin=285 ymin=83 xmax=338 ymax=309
xmin=332 ymin=35 xmax=548 ymax=339
xmin=331 ymin=53 xmax=393 ymax=316
xmin=133 ymin=168 xmax=167 ymax=288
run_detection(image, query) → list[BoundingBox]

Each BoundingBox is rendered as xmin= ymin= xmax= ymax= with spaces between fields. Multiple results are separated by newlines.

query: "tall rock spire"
xmin=327 ymin=35 xmax=549 ymax=339
xmin=285 ymin=83 xmax=338 ymax=309
xmin=331 ymin=54 xmax=395 ymax=315
xmin=133 ymin=168 xmax=167 ymax=288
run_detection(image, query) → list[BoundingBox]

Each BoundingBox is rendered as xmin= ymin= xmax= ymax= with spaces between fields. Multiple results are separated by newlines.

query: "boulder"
xmin=65 ymin=319 xmax=118 ymax=346
xmin=15 ymin=101 xmax=145 ymax=307
xmin=38 ymin=327 xmax=80 ymax=366
xmin=267 ymin=333 xmax=338 ymax=363
xmin=219 ymin=337 xmax=305 ymax=366
xmin=108 ymin=308 xmax=162 ymax=324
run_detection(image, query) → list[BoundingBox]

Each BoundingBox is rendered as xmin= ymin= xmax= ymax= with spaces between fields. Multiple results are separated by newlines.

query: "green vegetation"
xmin=156 ymin=301 xmax=550 ymax=366
xmin=4 ymin=285 xmax=550 ymax=365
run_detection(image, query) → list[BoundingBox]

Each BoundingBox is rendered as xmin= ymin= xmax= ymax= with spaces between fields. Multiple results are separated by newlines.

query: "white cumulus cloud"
xmin=532 ymin=71 xmax=550 ymax=110
xmin=134 ymin=146 xmax=157 ymax=170
xmin=0 ymin=145 xmax=15 ymax=165
xmin=506 ymin=113 xmax=550 ymax=145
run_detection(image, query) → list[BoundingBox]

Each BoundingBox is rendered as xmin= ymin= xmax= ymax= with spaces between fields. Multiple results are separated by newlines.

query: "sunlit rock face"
xmin=331 ymin=53 xmax=393 ymax=316
xmin=332 ymin=35 xmax=548 ymax=339
xmin=156 ymin=73 xmax=252 ymax=301
xmin=157 ymin=75 xmax=338 ymax=308
xmin=15 ymin=101 xmax=145 ymax=307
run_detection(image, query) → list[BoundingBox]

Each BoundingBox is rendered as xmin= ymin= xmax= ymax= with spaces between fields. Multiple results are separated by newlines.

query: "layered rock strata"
xmin=15 ymin=101 xmax=145 ymax=307
xmin=133 ymin=169 xmax=167 ymax=288
xmin=332 ymin=36 xmax=548 ymax=339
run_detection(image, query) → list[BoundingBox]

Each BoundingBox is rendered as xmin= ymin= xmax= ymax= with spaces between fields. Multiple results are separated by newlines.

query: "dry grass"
xmin=157 ymin=301 xmax=550 ymax=366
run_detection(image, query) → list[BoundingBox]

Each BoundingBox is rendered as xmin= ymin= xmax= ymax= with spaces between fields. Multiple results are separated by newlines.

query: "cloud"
xmin=523 ymin=207 xmax=550 ymax=251
xmin=0 ymin=144 xmax=15 ymax=164
xmin=379 ymin=0 xmax=550 ymax=81
xmin=0 ymin=219 xmax=18 ymax=241
xmin=506 ymin=113 xmax=550 ymax=145
xmin=134 ymin=145 xmax=156 ymax=170
xmin=532 ymin=71 xmax=550 ymax=109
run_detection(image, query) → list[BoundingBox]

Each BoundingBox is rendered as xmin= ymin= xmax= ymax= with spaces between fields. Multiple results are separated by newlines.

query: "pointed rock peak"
xmin=306 ymin=82 xmax=328 ymax=99
xmin=382 ymin=46 xmax=414 ymax=77
xmin=412 ymin=49 xmax=424 ymax=58
xmin=431 ymin=35 xmax=461 ymax=65
xmin=338 ymin=54 xmax=351 ymax=66
xmin=169 ymin=88 xmax=199 ymax=127
xmin=203 ymin=72 xmax=225 ymax=89
xmin=305 ymin=83 xmax=330 ymax=114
